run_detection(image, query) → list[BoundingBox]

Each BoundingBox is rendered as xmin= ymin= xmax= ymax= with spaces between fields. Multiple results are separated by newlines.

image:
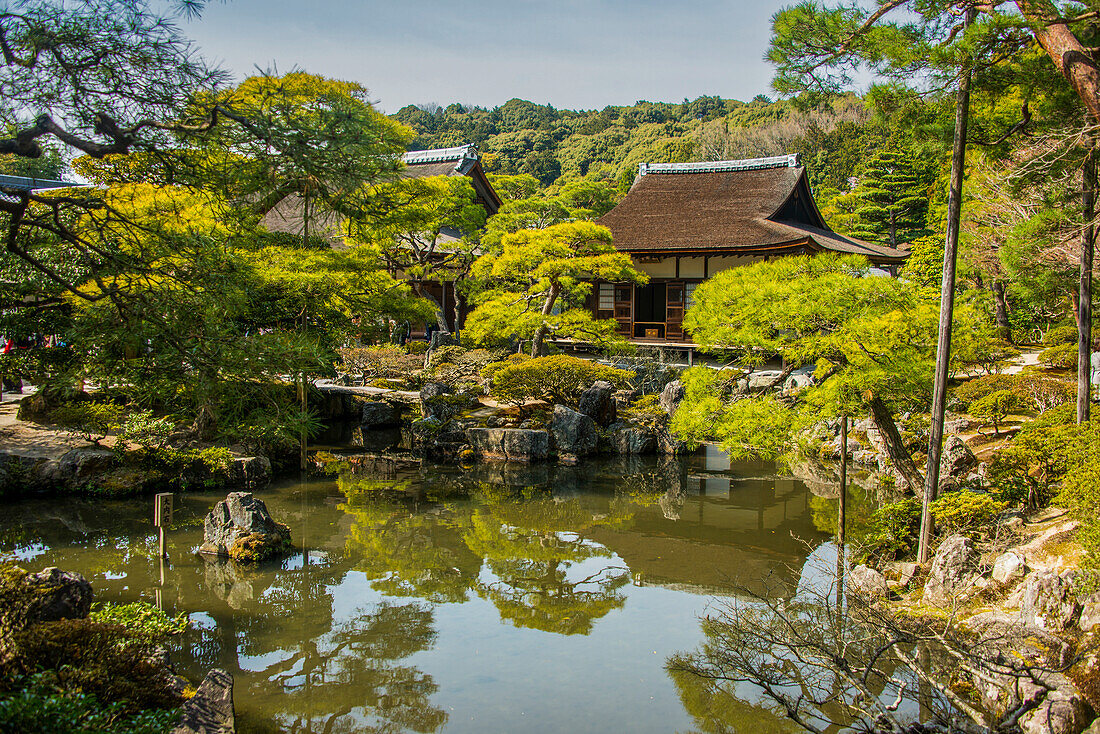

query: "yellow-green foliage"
xmin=954 ymin=372 xmax=1074 ymax=414
xmin=671 ymin=367 xmax=795 ymax=459
xmin=969 ymin=390 xmax=1022 ymax=434
xmin=337 ymin=346 xmax=424 ymax=379
xmin=623 ymin=394 xmax=666 ymax=429
xmin=1058 ymin=420 xmax=1100 ymax=578
xmin=47 ymin=401 xmax=125 ymax=442
xmin=1040 ymin=343 xmax=1077 ymax=370
xmin=87 ymin=602 xmax=189 ymax=637
xmin=485 ymin=355 xmax=632 ymax=407
xmin=859 ymin=497 xmax=922 ymax=563
xmin=987 ymin=404 xmax=1077 ymax=507
xmin=930 ymin=490 xmax=1008 ymax=537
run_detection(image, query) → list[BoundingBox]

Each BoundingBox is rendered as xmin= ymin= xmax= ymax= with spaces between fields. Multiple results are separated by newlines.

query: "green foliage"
xmin=1039 ymin=343 xmax=1077 ymax=370
xmin=969 ymin=389 xmax=1022 ymax=435
xmin=113 ymin=410 xmax=175 ymax=448
xmin=954 ymin=372 xmax=1074 ymax=414
xmin=337 ymin=346 xmax=425 ymax=380
xmin=859 ymin=497 xmax=922 ymax=563
xmin=929 ymin=490 xmax=1008 ymax=538
xmin=486 ymin=355 xmax=632 ymax=407
xmin=1058 ymin=420 xmax=1100 ymax=579
xmin=466 ymin=221 xmax=646 ymax=355
xmin=0 ymin=673 xmax=179 ymax=734
xmin=987 ymin=404 xmax=1077 ymax=508
xmin=47 ymin=400 xmax=125 ymax=444
xmin=87 ymin=601 xmax=189 ymax=637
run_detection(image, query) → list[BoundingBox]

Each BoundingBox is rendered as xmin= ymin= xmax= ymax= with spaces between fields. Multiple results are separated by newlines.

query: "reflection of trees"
xmin=668 ymin=665 xmax=801 ymax=734
xmin=462 ymin=486 xmax=630 ymax=635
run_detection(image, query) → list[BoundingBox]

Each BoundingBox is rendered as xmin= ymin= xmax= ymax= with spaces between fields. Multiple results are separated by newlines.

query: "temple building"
xmin=593 ymin=154 xmax=909 ymax=344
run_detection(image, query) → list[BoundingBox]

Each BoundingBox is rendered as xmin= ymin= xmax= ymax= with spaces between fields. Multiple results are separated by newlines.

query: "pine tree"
xmin=831 ymin=140 xmax=933 ymax=247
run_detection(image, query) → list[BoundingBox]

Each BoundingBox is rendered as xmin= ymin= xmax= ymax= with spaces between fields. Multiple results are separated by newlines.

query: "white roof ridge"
xmin=639 ymin=154 xmax=799 ymax=175
xmin=402 ymin=145 xmax=477 ymax=165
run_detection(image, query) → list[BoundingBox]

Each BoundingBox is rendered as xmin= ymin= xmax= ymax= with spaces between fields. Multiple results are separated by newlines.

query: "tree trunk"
xmin=993 ymin=278 xmax=1012 ymax=343
xmin=869 ymin=396 xmax=925 ymax=494
xmin=838 ymin=414 xmax=847 ymax=546
xmin=1079 ymin=142 xmax=1095 ymax=424
xmin=413 ymin=284 xmax=450 ymax=333
xmin=530 ymin=283 xmax=560 ymax=357
xmin=919 ymin=14 xmax=972 ymax=563
xmin=1017 ymin=1 xmax=1100 ymax=123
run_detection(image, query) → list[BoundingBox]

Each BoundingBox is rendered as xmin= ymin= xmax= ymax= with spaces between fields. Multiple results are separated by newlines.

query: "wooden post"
xmin=154 ymin=492 xmax=173 ymax=560
xmin=839 ymin=415 xmax=847 ymax=546
xmin=1079 ymin=139 xmax=1095 ymax=424
xmin=919 ymin=10 xmax=974 ymax=564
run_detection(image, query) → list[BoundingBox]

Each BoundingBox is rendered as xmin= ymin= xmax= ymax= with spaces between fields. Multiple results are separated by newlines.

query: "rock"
xmin=783 ymin=366 xmax=816 ymax=393
xmin=419 ymin=382 xmax=466 ymax=422
xmin=885 ymin=561 xmax=920 ymax=588
xmin=922 ymin=534 xmax=980 ymax=606
xmin=655 ymin=426 xmax=687 ymax=455
xmin=550 ymin=405 xmax=598 ymax=458
xmin=466 ymin=428 xmax=550 ymax=463
xmin=746 ymin=370 xmax=783 ymax=391
xmin=56 ymin=447 xmax=119 ymax=483
xmin=659 ymin=380 xmax=685 ymax=416
xmin=360 ymin=400 xmax=400 ymax=428
xmin=1080 ymin=602 xmax=1100 ymax=632
xmin=24 ymin=567 xmax=93 ymax=623
xmin=944 ymin=417 xmax=975 ymax=434
xmin=1020 ymin=686 xmax=1092 ymax=734
xmin=848 ymin=565 xmax=888 ymax=596
xmin=578 ymin=381 xmax=617 ymax=426
xmin=1085 ymin=717 xmax=1100 ymax=734
xmin=965 ymin=611 xmax=1075 ymax=669
xmin=199 ymin=492 xmax=291 ymax=563
xmin=607 ymin=422 xmax=657 ymax=454
xmin=171 ymin=668 xmax=235 ymax=734
xmin=1020 ymin=570 xmax=1080 ymax=630
xmin=992 ymin=551 xmax=1027 ymax=585
xmin=852 ymin=450 xmax=879 ymax=467
xmin=940 ymin=434 xmax=977 ymax=487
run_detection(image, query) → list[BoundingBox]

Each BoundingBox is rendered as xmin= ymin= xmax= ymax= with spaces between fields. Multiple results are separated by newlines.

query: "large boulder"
xmin=922 ymin=534 xmax=980 ymax=606
xmin=606 ymin=423 xmax=657 ymax=455
xmin=848 ymin=565 xmax=889 ymax=597
xmin=578 ymin=381 xmax=617 ymax=426
xmin=199 ymin=492 xmax=291 ymax=563
xmin=466 ymin=428 xmax=550 ymax=463
xmin=1020 ymin=570 xmax=1081 ymax=631
xmin=24 ymin=567 xmax=93 ymax=623
xmin=991 ymin=551 xmax=1027 ymax=586
xmin=940 ymin=434 xmax=977 ymax=488
xmin=360 ymin=399 xmax=401 ymax=429
xmin=746 ymin=370 xmax=784 ymax=391
xmin=550 ymin=405 xmax=598 ymax=460
xmin=1020 ymin=685 xmax=1093 ymax=734
xmin=419 ymin=382 xmax=468 ymax=422
xmin=171 ymin=668 xmax=235 ymax=734
xmin=659 ymin=380 xmax=685 ymax=416
xmin=56 ymin=447 xmax=119 ymax=483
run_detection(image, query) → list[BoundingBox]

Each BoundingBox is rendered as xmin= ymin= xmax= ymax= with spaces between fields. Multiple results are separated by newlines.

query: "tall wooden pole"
xmin=1078 ymin=138 xmax=1095 ymax=424
xmin=299 ymin=191 xmax=310 ymax=471
xmin=839 ymin=415 xmax=847 ymax=546
xmin=919 ymin=10 xmax=974 ymax=564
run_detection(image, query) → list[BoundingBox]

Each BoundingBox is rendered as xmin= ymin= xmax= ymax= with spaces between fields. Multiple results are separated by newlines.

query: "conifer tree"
xmin=830 ymin=139 xmax=932 ymax=247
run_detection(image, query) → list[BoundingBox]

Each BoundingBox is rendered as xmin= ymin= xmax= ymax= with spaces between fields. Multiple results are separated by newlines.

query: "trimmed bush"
xmin=336 ymin=346 xmax=424 ymax=380
xmin=858 ymin=497 xmax=921 ymax=563
xmin=484 ymin=355 xmax=632 ymax=407
xmin=954 ymin=372 xmax=1074 ymax=414
xmin=1058 ymin=420 xmax=1100 ymax=583
xmin=970 ymin=389 xmax=1022 ymax=435
xmin=930 ymin=490 xmax=1008 ymax=537
xmin=1039 ymin=343 xmax=1077 ymax=370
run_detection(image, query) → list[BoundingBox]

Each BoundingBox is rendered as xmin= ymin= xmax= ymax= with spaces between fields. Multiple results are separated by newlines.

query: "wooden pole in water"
xmin=838 ymin=415 xmax=847 ymax=546
xmin=919 ymin=9 xmax=973 ymax=564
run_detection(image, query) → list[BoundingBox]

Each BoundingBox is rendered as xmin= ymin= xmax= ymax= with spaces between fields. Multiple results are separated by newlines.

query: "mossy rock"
xmin=227 ymin=523 xmax=292 ymax=563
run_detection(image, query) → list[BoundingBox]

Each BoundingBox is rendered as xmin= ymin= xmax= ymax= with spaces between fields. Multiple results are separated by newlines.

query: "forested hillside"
xmin=392 ymin=95 xmax=895 ymax=203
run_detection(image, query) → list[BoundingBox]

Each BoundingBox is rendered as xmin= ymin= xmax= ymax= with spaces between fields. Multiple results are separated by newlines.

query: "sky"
xmin=181 ymin=0 xmax=795 ymax=113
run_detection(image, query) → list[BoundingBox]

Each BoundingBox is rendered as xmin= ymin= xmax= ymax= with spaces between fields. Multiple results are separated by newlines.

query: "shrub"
xmin=0 ymin=673 xmax=179 ymax=734
xmin=953 ymin=374 xmax=1018 ymax=410
xmin=858 ymin=497 xmax=921 ymax=563
xmin=987 ymin=404 xmax=1077 ymax=508
xmin=1040 ymin=343 xmax=1077 ymax=370
xmin=954 ymin=372 xmax=1073 ymax=414
xmin=336 ymin=346 xmax=424 ymax=380
xmin=87 ymin=602 xmax=189 ymax=638
xmin=970 ymin=389 xmax=1022 ymax=435
xmin=113 ymin=410 xmax=175 ymax=449
xmin=623 ymin=394 xmax=667 ymax=429
xmin=484 ymin=355 xmax=632 ymax=407
xmin=405 ymin=340 xmax=430 ymax=355
xmin=929 ymin=490 xmax=1008 ymax=537
xmin=1043 ymin=324 xmax=1077 ymax=346
xmin=480 ymin=353 xmax=531 ymax=383
xmin=1058 ymin=420 xmax=1100 ymax=582
xmin=47 ymin=401 xmax=125 ymax=444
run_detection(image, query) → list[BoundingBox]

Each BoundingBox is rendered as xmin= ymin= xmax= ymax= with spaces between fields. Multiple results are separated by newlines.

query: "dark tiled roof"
xmin=596 ymin=156 xmax=908 ymax=265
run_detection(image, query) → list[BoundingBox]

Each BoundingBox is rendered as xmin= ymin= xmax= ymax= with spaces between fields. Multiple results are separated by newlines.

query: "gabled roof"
xmin=597 ymin=154 xmax=908 ymax=265
xmin=402 ymin=145 xmax=502 ymax=214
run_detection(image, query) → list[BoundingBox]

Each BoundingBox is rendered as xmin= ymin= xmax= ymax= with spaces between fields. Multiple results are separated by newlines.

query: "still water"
xmin=2 ymin=448 xmax=833 ymax=733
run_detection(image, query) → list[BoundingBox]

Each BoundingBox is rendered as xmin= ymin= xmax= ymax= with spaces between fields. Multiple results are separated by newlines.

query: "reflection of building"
xmin=586 ymin=453 xmax=825 ymax=597
xmin=593 ymin=155 xmax=908 ymax=345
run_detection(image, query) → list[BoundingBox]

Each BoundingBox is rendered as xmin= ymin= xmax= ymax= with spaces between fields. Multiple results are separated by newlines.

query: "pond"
xmin=1 ymin=447 xmax=836 ymax=734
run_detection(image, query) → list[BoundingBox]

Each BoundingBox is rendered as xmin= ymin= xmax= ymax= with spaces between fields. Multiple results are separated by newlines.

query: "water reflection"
xmin=0 ymin=453 xmax=837 ymax=734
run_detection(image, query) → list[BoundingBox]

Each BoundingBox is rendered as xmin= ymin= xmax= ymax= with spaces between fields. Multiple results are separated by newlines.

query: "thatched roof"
xmin=596 ymin=155 xmax=908 ymax=265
